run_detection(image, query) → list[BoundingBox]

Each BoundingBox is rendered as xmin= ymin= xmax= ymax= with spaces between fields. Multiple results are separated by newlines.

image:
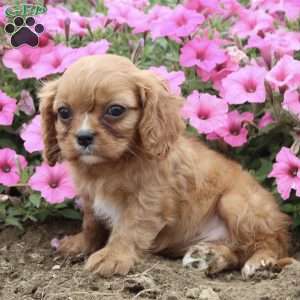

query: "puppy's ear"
xmin=135 ymin=70 xmax=185 ymax=159
xmin=38 ymin=79 xmax=60 ymax=166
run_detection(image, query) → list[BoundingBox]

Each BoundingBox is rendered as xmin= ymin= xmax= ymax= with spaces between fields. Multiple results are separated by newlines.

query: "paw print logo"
xmin=4 ymin=16 xmax=44 ymax=48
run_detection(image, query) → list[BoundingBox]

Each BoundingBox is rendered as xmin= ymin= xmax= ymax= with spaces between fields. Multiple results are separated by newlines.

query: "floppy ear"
xmin=135 ymin=70 xmax=185 ymax=159
xmin=38 ymin=79 xmax=60 ymax=166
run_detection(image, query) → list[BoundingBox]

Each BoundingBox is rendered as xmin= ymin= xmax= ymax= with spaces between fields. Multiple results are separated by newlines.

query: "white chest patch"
xmin=198 ymin=214 xmax=229 ymax=242
xmin=93 ymin=198 xmax=120 ymax=227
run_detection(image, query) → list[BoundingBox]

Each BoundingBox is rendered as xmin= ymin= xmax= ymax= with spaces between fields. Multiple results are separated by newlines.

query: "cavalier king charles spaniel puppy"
xmin=39 ymin=54 xmax=291 ymax=279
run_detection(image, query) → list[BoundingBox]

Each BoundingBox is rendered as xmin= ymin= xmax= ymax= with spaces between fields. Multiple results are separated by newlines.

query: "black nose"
xmin=76 ymin=131 xmax=94 ymax=147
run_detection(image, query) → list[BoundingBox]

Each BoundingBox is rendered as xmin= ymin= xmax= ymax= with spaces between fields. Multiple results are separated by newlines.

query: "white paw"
xmin=182 ymin=244 xmax=214 ymax=271
xmin=241 ymin=257 xmax=276 ymax=280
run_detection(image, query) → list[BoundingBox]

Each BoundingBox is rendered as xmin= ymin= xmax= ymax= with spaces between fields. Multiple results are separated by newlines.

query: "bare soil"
xmin=1 ymin=220 xmax=300 ymax=300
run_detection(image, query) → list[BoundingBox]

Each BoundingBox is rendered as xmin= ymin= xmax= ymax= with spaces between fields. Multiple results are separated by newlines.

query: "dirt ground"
xmin=1 ymin=220 xmax=300 ymax=300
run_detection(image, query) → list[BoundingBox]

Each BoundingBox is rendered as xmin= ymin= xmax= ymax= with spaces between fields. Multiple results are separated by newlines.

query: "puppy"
xmin=39 ymin=54 xmax=291 ymax=279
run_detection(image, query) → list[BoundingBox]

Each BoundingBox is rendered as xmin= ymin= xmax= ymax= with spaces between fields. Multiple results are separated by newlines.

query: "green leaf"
xmin=29 ymin=193 xmax=41 ymax=208
xmin=292 ymin=216 xmax=300 ymax=228
xmin=21 ymin=169 xmax=30 ymax=184
xmin=5 ymin=217 xmax=23 ymax=230
xmin=281 ymin=203 xmax=296 ymax=213
xmin=255 ymin=159 xmax=273 ymax=182
xmin=59 ymin=209 xmax=82 ymax=220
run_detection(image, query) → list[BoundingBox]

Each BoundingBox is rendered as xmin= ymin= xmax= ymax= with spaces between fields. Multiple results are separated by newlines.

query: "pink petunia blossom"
xmin=0 ymin=5 xmax=6 ymax=27
xmin=37 ymin=6 xmax=89 ymax=37
xmin=181 ymin=91 xmax=228 ymax=134
xmin=158 ymin=5 xmax=204 ymax=40
xmin=231 ymin=9 xmax=274 ymax=38
xmin=180 ymin=37 xmax=227 ymax=72
xmin=184 ymin=0 xmax=222 ymax=16
xmin=75 ymin=40 xmax=110 ymax=57
xmin=0 ymin=148 xmax=27 ymax=186
xmin=247 ymin=29 xmax=300 ymax=68
xmin=89 ymin=13 xmax=108 ymax=31
xmin=34 ymin=45 xmax=78 ymax=78
xmin=283 ymin=89 xmax=300 ymax=116
xmin=0 ymin=90 xmax=17 ymax=126
xmin=17 ymin=90 xmax=35 ymax=116
xmin=132 ymin=5 xmax=172 ymax=37
xmin=269 ymin=147 xmax=300 ymax=200
xmin=265 ymin=55 xmax=300 ymax=92
xmin=219 ymin=0 xmax=245 ymax=17
xmin=258 ymin=112 xmax=275 ymax=128
xmin=251 ymin=0 xmax=300 ymax=21
xmin=38 ymin=32 xmax=55 ymax=49
xmin=105 ymin=0 xmax=149 ymax=10
xmin=20 ymin=115 xmax=43 ymax=153
xmin=149 ymin=66 xmax=185 ymax=96
xmin=50 ymin=238 xmax=60 ymax=250
xmin=29 ymin=163 xmax=77 ymax=204
xmin=221 ymin=65 xmax=267 ymax=104
xmin=106 ymin=1 xmax=145 ymax=28
xmin=2 ymin=45 xmax=43 ymax=80
xmin=215 ymin=111 xmax=254 ymax=147
xmin=196 ymin=55 xmax=239 ymax=92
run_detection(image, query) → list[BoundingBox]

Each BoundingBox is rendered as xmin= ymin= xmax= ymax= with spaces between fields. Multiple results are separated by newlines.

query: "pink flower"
xmin=89 ymin=13 xmax=108 ymax=31
xmin=215 ymin=111 xmax=254 ymax=147
xmin=149 ymin=66 xmax=185 ymax=96
xmin=180 ymin=37 xmax=227 ymax=72
xmin=265 ymin=55 xmax=300 ymax=91
xmin=184 ymin=0 xmax=222 ymax=16
xmin=105 ymin=0 xmax=149 ymax=10
xmin=17 ymin=90 xmax=35 ymax=116
xmin=181 ymin=91 xmax=228 ymax=134
xmin=35 ymin=45 xmax=78 ymax=78
xmin=231 ymin=9 xmax=274 ymax=38
xmin=106 ymin=1 xmax=145 ymax=28
xmin=219 ymin=0 xmax=244 ymax=17
xmin=0 ymin=148 xmax=27 ymax=186
xmin=0 ymin=6 xmax=7 ymax=27
xmin=269 ymin=147 xmax=300 ymax=200
xmin=20 ymin=115 xmax=43 ymax=153
xmin=133 ymin=5 xmax=172 ymax=37
xmin=2 ymin=45 xmax=42 ymax=80
xmin=158 ymin=5 xmax=204 ymax=40
xmin=50 ymin=238 xmax=60 ymax=250
xmin=0 ymin=90 xmax=17 ymax=126
xmin=252 ymin=0 xmax=300 ymax=21
xmin=258 ymin=112 xmax=274 ymax=128
xmin=38 ymin=6 xmax=89 ymax=37
xmin=221 ymin=65 xmax=267 ymax=104
xmin=29 ymin=163 xmax=77 ymax=204
xmin=196 ymin=55 xmax=239 ymax=92
xmin=38 ymin=33 xmax=55 ymax=49
xmin=75 ymin=40 xmax=110 ymax=57
xmin=283 ymin=89 xmax=300 ymax=116
xmin=247 ymin=29 xmax=300 ymax=68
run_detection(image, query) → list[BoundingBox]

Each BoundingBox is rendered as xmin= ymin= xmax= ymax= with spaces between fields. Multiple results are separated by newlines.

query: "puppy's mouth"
xmin=76 ymin=146 xmax=104 ymax=164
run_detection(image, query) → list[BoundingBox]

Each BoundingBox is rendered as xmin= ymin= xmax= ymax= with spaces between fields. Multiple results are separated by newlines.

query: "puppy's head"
xmin=39 ymin=54 xmax=184 ymax=166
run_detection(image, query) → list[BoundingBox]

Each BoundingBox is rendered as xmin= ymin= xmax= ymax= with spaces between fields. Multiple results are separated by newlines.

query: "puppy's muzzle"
xmin=76 ymin=130 xmax=95 ymax=148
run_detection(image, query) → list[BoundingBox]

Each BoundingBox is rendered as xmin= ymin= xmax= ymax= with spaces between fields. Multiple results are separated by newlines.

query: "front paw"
xmin=85 ymin=247 xmax=136 ymax=277
xmin=58 ymin=232 xmax=94 ymax=256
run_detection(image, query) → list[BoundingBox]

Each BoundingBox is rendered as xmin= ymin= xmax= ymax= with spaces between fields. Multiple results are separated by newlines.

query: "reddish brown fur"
xmin=39 ymin=54 xmax=291 ymax=278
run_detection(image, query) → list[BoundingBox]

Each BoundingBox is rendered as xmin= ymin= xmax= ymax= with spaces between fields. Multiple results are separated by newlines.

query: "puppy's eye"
xmin=105 ymin=105 xmax=126 ymax=118
xmin=58 ymin=107 xmax=72 ymax=120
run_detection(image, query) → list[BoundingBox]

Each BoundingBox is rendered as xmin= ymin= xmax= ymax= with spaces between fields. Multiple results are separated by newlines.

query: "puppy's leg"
xmin=183 ymin=242 xmax=239 ymax=274
xmin=85 ymin=204 xmax=165 ymax=277
xmin=217 ymin=190 xmax=290 ymax=279
xmin=58 ymin=196 xmax=108 ymax=256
